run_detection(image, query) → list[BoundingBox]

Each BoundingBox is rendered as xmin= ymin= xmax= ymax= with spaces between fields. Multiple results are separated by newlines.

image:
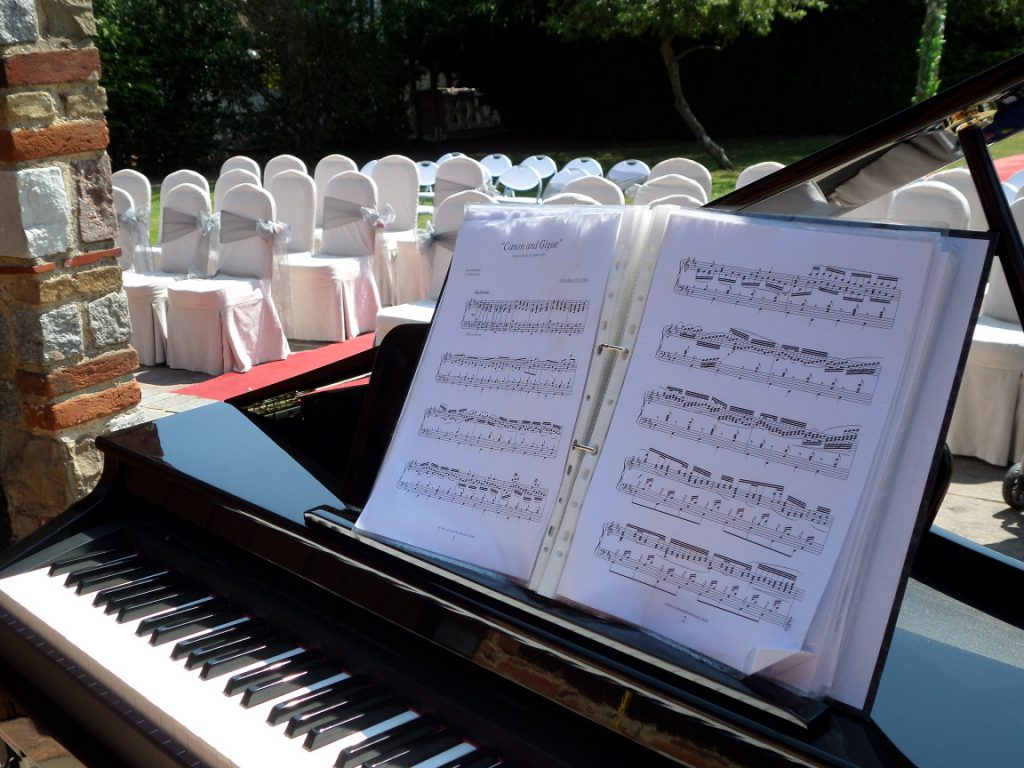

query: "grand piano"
xmin=0 ymin=54 xmax=1023 ymax=768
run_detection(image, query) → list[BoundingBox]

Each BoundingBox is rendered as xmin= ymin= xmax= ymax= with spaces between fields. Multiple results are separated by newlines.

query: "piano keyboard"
xmin=0 ymin=540 xmax=503 ymax=768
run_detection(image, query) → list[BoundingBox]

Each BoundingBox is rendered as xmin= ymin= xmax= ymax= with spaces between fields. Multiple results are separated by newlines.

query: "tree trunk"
xmin=659 ymin=34 xmax=733 ymax=170
xmin=913 ymin=0 xmax=947 ymax=103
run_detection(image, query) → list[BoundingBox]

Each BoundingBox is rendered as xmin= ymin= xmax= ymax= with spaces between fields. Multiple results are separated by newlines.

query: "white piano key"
xmin=0 ymin=565 xmax=414 ymax=768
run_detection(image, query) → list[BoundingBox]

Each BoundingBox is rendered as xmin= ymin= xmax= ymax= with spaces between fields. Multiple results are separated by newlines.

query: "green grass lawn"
xmin=142 ymin=132 xmax=1024 ymax=244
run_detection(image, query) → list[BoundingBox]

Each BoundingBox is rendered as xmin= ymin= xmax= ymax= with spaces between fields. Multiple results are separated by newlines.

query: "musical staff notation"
xmin=617 ymin=448 xmax=833 ymax=556
xmin=657 ymin=324 xmax=881 ymax=404
xmin=397 ymin=461 xmax=547 ymax=522
xmin=461 ymin=298 xmax=590 ymax=335
xmin=595 ymin=522 xmax=799 ymax=629
xmin=638 ymin=387 xmax=859 ymax=479
xmin=675 ymin=259 xmax=901 ymax=329
xmin=418 ymin=405 xmax=562 ymax=458
xmin=436 ymin=353 xmax=578 ymax=396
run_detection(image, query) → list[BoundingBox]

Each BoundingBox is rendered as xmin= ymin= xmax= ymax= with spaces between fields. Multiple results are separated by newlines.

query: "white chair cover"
xmin=123 ymin=182 xmax=211 ymax=366
xmin=607 ymin=159 xmax=650 ymax=191
xmin=166 ymin=183 xmax=290 ymax=374
xmin=437 ymin=151 xmax=465 ymax=164
xmin=112 ymin=188 xmax=137 ymax=271
xmin=928 ymin=168 xmax=983 ymax=229
xmin=633 ymin=174 xmax=708 ymax=205
xmin=560 ymin=176 xmax=624 ymax=206
xmin=111 ymin=169 xmax=152 ymax=237
xmin=541 ymin=167 xmax=587 ymax=199
xmin=214 ymin=168 xmax=261 ymax=212
xmin=942 ymin=194 xmax=1024 ymax=465
xmin=264 ymin=154 xmax=306 ymax=185
xmin=220 ymin=155 xmax=261 ymax=184
xmin=313 ymin=154 xmax=357 ymax=227
xmin=886 ymin=180 xmax=971 ymax=229
xmin=736 ymin=161 xmax=785 ymax=189
xmin=648 ymin=157 xmax=713 ymax=198
xmin=646 ymin=193 xmax=704 ymax=209
xmin=283 ymin=172 xmax=383 ymax=342
xmin=158 ymin=169 xmax=209 ymax=244
xmin=372 ymin=155 xmax=419 ymax=232
xmin=375 ymin=190 xmax=492 ymax=344
xmin=540 ymin=192 xmax=599 ymax=206
xmin=434 ymin=156 xmax=490 ymax=208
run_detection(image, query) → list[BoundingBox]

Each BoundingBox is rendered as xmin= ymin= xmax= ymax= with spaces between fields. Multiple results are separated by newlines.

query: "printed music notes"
xmin=398 ymin=461 xmax=546 ymax=522
xmin=419 ymin=405 xmax=562 ymax=458
xmin=676 ymin=259 xmax=901 ymax=328
xmin=462 ymin=298 xmax=590 ymax=335
xmin=436 ymin=353 xmax=577 ymax=396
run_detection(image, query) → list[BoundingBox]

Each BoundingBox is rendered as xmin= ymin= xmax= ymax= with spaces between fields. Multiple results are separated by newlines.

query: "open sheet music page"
xmin=356 ymin=207 xmax=624 ymax=582
xmin=554 ymin=211 xmax=943 ymax=679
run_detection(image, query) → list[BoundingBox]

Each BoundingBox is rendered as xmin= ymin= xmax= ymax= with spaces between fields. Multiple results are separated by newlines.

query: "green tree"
xmin=545 ymin=0 xmax=825 ymax=169
xmin=94 ymin=0 xmax=261 ymax=173
xmin=240 ymin=0 xmax=410 ymax=153
xmin=913 ymin=0 xmax=1024 ymax=103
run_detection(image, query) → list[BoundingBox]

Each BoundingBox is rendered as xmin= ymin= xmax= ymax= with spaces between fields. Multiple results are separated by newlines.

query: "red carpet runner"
xmin=173 ymin=334 xmax=374 ymax=401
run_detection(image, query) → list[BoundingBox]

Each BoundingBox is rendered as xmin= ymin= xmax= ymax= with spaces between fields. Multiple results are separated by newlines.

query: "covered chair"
xmin=646 ymin=193 xmax=704 ymax=209
xmin=371 ymin=154 xmax=419 ymax=232
xmin=736 ymin=161 xmax=785 ymax=189
xmin=282 ymin=171 xmax=382 ymax=342
xmin=123 ymin=182 xmax=214 ymax=366
xmin=111 ymin=172 xmax=154 ymax=271
xmin=214 ymin=168 xmax=261 ymax=211
xmin=314 ymin=154 xmax=358 ymax=227
xmin=434 ymin=156 xmax=490 ymax=208
xmin=886 ymin=180 xmax=971 ymax=229
xmin=165 ymin=183 xmax=290 ymax=374
xmin=220 ymin=155 xmax=260 ymax=183
xmin=264 ymin=154 xmax=306 ymax=185
xmin=633 ymin=174 xmax=708 ymax=206
xmin=375 ymin=189 xmax=493 ymax=344
xmin=158 ymin=169 xmax=209 ymax=244
xmin=946 ymin=196 xmax=1024 ymax=465
xmin=648 ymin=157 xmax=713 ymax=199
xmin=541 ymin=192 xmax=599 ymax=206
xmin=928 ymin=167 xmax=983 ymax=228
xmin=561 ymin=175 xmax=625 ymax=206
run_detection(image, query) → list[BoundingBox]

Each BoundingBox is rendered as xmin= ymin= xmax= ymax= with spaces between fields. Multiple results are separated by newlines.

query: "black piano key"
xmin=134 ymin=595 xmax=220 ymax=635
xmin=72 ymin=563 xmax=154 ymax=595
xmin=233 ymin=650 xmax=328 ymax=693
xmin=141 ymin=602 xmax=233 ymax=645
xmin=436 ymin=754 xmax=502 ymax=768
xmin=199 ymin=639 xmax=299 ymax=680
xmin=286 ymin=690 xmax=388 ymax=739
xmin=93 ymin=570 xmax=178 ymax=607
xmin=118 ymin=589 xmax=209 ymax=623
xmin=184 ymin=625 xmax=277 ymax=669
xmin=171 ymin=617 xmax=261 ymax=660
xmin=333 ymin=717 xmax=443 ymax=768
xmin=221 ymin=647 xmax=320 ymax=693
xmin=303 ymin=701 xmax=407 ymax=751
xmin=240 ymin=661 xmax=339 ymax=708
xmin=362 ymin=733 xmax=463 ymax=768
xmin=267 ymin=675 xmax=366 ymax=726
xmin=49 ymin=546 xmax=134 ymax=576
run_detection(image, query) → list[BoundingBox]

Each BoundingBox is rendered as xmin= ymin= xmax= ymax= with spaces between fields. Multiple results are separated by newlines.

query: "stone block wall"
xmin=0 ymin=0 xmax=141 ymax=539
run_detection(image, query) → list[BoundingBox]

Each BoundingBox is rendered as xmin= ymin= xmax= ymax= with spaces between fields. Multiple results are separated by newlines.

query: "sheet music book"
xmin=355 ymin=203 xmax=992 ymax=711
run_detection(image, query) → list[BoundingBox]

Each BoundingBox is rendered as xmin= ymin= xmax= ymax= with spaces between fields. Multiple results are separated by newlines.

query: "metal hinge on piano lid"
xmin=945 ymin=102 xmax=998 ymax=133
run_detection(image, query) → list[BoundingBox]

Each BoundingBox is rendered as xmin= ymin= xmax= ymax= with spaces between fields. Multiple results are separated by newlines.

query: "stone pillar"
xmin=0 ymin=0 xmax=142 ymax=540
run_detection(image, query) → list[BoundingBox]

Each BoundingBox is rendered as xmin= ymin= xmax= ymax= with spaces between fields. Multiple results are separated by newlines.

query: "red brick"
xmin=0 ymin=49 xmax=101 ymax=88
xmin=0 ymin=263 xmax=55 ymax=275
xmin=63 ymin=247 xmax=119 ymax=268
xmin=0 ymin=119 xmax=107 ymax=162
xmin=16 ymin=349 xmax=139 ymax=398
xmin=22 ymin=380 xmax=141 ymax=430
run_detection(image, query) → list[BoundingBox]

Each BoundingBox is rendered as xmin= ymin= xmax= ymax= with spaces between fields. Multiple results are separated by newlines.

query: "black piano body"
xmin=2 ymin=55 xmax=1024 ymax=768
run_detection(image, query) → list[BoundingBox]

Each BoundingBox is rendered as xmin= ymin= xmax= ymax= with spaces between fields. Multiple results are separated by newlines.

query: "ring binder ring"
xmin=597 ymin=343 xmax=630 ymax=356
xmin=572 ymin=441 xmax=598 ymax=454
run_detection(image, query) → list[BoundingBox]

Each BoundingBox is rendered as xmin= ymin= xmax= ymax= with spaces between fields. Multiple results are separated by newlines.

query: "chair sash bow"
xmin=162 ymin=206 xmax=220 ymax=277
xmin=322 ymin=197 xmax=395 ymax=230
xmin=116 ymin=206 xmax=152 ymax=272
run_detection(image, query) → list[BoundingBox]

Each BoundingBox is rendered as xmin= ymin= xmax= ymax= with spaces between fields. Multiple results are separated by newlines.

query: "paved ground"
xmin=132 ymin=364 xmax=1024 ymax=564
